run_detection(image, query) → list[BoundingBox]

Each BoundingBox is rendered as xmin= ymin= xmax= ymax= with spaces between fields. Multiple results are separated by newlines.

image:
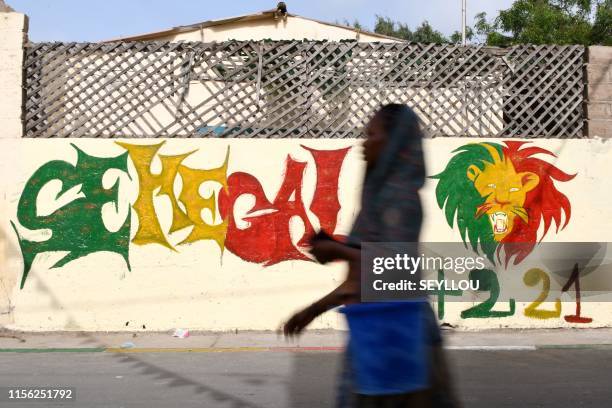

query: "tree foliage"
xmin=374 ymin=15 xmax=414 ymax=41
xmin=591 ymin=0 xmax=612 ymax=45
xmin=450 ymin=27 xmax=475 ymax=44
xmin=475 ymin=0 xmax=611 ymax=46
xmin=373 ymin=16 xmax=452 ymax=43
xmin=344 ymin=0 xmax=611 ymax=45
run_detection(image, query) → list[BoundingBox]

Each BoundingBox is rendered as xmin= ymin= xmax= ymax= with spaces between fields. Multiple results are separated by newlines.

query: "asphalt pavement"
xmin=0 ymin=329 xmax=610 ymax=407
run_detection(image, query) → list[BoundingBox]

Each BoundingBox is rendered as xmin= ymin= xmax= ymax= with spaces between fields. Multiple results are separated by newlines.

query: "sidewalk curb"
xmin=445 ymin=346 xmax=537 ymax=351
xmin=0 ymin=348 xmax=106 ymax=353
xmin=537 ymin=344 xmax=612 ymax=350
xmin=1 ymin=344 xmax=611 ymax=353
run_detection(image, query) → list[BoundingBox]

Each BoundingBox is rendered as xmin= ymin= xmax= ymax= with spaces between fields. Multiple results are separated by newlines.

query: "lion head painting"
xmin=431 ymin=141 xmax=575 ymax=265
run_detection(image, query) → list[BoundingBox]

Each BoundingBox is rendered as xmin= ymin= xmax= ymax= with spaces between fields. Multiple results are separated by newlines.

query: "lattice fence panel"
xmin=24 ymin=41 xmax=585 ymax=138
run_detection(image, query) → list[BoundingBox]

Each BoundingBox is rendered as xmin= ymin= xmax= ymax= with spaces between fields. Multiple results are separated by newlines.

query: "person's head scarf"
xmin=348 ymin=104 xmax=425 ymax=244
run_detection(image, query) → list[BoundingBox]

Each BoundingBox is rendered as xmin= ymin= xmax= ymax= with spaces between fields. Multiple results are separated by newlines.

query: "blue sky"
xmin=10 ymin=0 xmax=515 ymax=42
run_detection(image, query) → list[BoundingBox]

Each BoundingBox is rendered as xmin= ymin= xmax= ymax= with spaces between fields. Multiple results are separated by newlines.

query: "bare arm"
xmin=282 ymin=255 xmax=360 ymax=337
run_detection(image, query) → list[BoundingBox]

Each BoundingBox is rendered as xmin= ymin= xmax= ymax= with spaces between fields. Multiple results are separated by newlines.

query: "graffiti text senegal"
xmin=12 ymin=142 xmax=350 ymax=288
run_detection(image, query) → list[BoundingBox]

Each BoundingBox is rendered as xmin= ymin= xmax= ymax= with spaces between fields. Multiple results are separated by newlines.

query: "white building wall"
xmin=0 ymin=12 xmax=26 ymax=139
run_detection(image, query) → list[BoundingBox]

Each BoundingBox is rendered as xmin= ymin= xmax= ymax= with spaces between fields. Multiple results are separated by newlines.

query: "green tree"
xmin=475 ymin=0 xmax=611 ymax=46
xmin=412 ymin=21 xmax=448 ymax=43
xmin=373 ymin=16 xmax=448 ymax=43
xmin=374 ymin=15 xmax=413 ymax=40
xmin=339 ymin=18 xmax=364 ymax=31
xmin=450 ymin=27 xmax=475 ymax=43
xmin=591 ymin=0 xmax=612 ymax=45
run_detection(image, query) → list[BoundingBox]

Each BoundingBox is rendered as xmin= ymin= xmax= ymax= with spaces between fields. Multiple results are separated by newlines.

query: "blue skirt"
xmin=339 ymin=301 xmax=431 ymax=396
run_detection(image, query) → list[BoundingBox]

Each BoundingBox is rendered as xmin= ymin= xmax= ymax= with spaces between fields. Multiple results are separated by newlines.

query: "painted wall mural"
xmin=430 ymin=141 xmax=591 ymax=323
xmin=5 ymin=138 xmax=611 ymax=331
xmin=11 ymin=145 xmax=132 ymax=288
xmin=11 ymin=142 xmax=350 ymax=289
xmin=431 ymin=141 xmax=575 ymax=265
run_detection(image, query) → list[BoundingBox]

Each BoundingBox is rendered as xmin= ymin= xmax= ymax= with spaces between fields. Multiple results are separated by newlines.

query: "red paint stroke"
xmin=219 ymin=146 xmax=350 ymax=265
xmin=500 ymin=141 xmax=576 ymax=265
xmin=220 ymin=156 xmax=313 ymax=265
xmin=562 ymin=263 xmax=593 ymax=324
xmin=302 ymin=145 xmax=350 ymax=240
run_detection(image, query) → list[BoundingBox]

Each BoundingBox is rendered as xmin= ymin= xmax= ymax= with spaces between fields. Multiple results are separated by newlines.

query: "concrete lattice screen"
xmin=24 ymin=41 xmax=585 ymax=139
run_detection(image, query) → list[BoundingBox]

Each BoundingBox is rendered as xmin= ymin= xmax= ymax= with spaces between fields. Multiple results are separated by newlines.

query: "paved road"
xmin=0 ymin=348 xmax=610 ymax=407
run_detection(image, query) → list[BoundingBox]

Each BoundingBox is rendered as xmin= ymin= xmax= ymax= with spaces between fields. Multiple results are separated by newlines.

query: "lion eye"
xmin=509 ymin=187 xmax=520 ymax=192
xmin=487 ymin=183 xmax=496 ymax=189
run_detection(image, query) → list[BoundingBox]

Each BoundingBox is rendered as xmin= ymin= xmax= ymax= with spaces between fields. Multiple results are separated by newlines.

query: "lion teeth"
xmin=490 ymin=211 xmax=508 ymax=234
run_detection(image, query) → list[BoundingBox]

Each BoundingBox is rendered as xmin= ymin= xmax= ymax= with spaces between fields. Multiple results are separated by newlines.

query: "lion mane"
xmin=431 ymin=141 xmax=575 ymax=265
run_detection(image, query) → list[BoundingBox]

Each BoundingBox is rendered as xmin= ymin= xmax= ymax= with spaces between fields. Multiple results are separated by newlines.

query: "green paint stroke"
xmin=460 ymin=268 xmax=515 ymax=319
xmin=11 ymin=144 xmax=131 ymax=289
xmin=429 ymin=143 xmax=504 ymax=264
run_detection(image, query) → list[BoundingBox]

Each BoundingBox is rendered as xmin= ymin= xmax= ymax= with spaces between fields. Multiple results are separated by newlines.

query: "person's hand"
xmin=309 ymin=239 xmax=343 ymax=264
xmin=282 ymin=304 xmax=321 ymax=338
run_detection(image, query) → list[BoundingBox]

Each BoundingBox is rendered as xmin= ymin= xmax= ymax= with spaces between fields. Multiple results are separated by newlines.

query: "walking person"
xmin=283 ymin=103 xmax=461 ymax=407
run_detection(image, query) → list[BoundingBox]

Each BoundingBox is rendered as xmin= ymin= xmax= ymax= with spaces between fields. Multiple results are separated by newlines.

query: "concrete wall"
xmin=1 ymin=137 xmax=612 ymax=331
xmin=587 ymin=46 xmax=612 ymax=138
xmin=1 ymin=14 xmax=611 ymax=331
xmin=0 ymin=11 xmax=25 ymax=326
xmin=0 ymin=12 xmax=26 ymax=139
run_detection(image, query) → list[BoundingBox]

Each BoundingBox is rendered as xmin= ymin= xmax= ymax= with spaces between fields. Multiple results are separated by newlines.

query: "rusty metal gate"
xmin=23 ymin=41 xmax=585 ymax=138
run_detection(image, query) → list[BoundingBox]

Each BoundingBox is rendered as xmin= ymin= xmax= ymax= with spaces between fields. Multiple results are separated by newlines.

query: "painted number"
xmin=461 ymin=269 xmax=515 ymax=319
xmin=562 ymin=263 xmax=592 ymax=324
xmin=432 ymin=269 xmax=463 ymax=320
xmin=523 ymin=268 xmax=561 ymax=319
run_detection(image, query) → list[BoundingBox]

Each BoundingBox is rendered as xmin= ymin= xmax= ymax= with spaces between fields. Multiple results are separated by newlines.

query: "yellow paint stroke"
xmin=116 ymin=142 xmax=193 ymax=249
xmin=466 ymin=143 xmax=539 ymax=241
xmin=105 ymin=346 xmax=342 ymax=353
xmin=177 ymin=147 xmax=230 ymax=251
xmin=523 ymin=268 xmax=562 ymax=319
xmin=106 ymin=347 xmax=269 ymax=353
